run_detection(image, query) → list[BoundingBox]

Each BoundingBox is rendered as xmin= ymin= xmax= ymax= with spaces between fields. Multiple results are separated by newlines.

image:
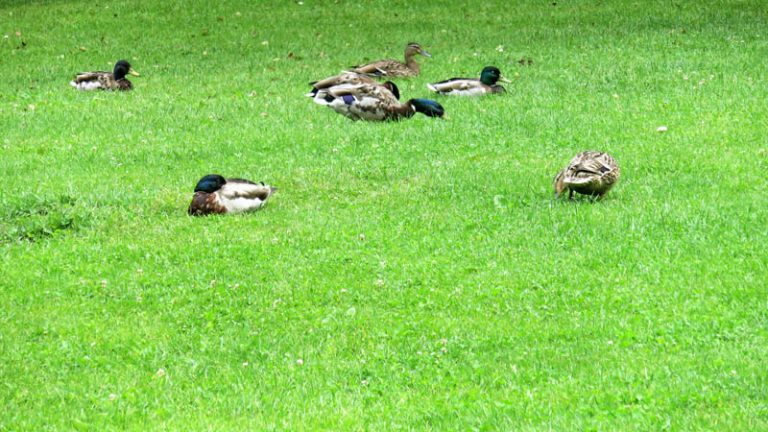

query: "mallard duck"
xmin=306 ymin=72 xmax=400 ymax=100
xmin=313 ymin=83 xmax=444 ymax=121
xmin=70 ymin=60 xmax=140 ymax=91
xmin=188 ymin=174 xmax=276 ymax=216
xmin=553 ymin=151 xmax=620 ymax=199
xmin=351 ymin=42 xmax=431 ymax=77
xmin=427 ymin=66 xmax=510 ymax=96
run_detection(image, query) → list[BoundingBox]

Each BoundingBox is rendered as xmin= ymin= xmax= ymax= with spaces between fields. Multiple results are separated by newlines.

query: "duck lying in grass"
xmin=351 ymin=42 xmax=431 ymax=77
xmin=70 ymin=60 xmax=140 ymax=91
xmin=427 ymin=66 xmax=510 ymax=96
xmin=305 ymin=72 xmax=400 ymax=100
xmin=188 ymin=174 xmax=276 ymax=216
xmin=553 ymin=151 xmax=620 ymax=199
xmin=312 ymin=82 xmax=444 ymax=121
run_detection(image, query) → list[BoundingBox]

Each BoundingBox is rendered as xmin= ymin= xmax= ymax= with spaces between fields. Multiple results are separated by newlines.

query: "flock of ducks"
xmin=69 ymin=43 xmax=620 ymax=215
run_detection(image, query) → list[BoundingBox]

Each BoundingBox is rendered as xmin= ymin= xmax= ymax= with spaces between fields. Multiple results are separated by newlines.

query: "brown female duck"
xmin=554 ymin=151 xmax=620 ymax=199
xmin=351 ymin=42 xmax=431 ymax=77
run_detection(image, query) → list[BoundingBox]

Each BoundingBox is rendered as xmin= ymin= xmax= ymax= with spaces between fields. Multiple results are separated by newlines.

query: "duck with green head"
xmin=351 ymin=42 xmax=431 ymax=77
xmin=70 ymin=59 xmax=140 ymax=91
xmin=188 ymin=174 xmax=277 ymax=216
xmin=427 ymin=66 xmax=510 ymax=96
xmin=312 ymin=82 xmax=443 ymax=122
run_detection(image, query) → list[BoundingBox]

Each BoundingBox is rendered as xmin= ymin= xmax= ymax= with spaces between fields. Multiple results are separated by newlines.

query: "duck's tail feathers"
xmin=312 ymin=92 xmax=334 ymax=105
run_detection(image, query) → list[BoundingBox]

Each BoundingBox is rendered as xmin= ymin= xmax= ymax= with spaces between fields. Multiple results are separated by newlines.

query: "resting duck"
xmin=427 ymin=66 xmax=510 ymax=96
xmin=306 ymin=72 xmax=400 ymax=100
xmin=312 ymin=82 xmax=444 ymax=121
xmin=553 ymin=151 xmax=620 ymax=199
xmin=351 ymin=42 xmax=431 ymax=77
xmin=188 ymin=174 xmax=276 ymax=216
xmin=70 ymin=60 xmax=140 ymax=91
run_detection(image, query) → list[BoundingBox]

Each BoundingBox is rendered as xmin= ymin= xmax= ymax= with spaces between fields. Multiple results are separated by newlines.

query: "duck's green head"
xmin=194 ymin=174 xmax=227 ymax=193
xmin=114 ymin=60 xmax=140 ymax=80
xmin=406 ymin=42 xmax=431 ymax=58
xmin=479 ymin=66 xmax=510 ymax=86
xmin=409 ymin=98 xmax=444 ymax=118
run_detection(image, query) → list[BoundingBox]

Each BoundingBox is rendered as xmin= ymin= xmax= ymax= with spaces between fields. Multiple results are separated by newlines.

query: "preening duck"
xmin=188 ymin=174 xmax=276 ymax=216
xmin=427 ymin=66 xmax=510 ymax=96
xmin=70 ymin=60 xmax=140 ymax=91
xmin=312 ymin=82 xmax=443 ymax=121
xmin=351 ymin=42 xmax=431 ymax=77
xmin=553 ymin=151 xmax=620 ymax=199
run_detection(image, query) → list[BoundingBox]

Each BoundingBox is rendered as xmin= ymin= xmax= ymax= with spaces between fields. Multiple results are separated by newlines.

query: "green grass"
xmin=2 ymin=0 xmax=767 ymax=429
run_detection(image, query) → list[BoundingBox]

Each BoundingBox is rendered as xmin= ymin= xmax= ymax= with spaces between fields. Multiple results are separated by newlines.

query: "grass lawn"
xmin=2 ymin=0 xmax=767 ymax=429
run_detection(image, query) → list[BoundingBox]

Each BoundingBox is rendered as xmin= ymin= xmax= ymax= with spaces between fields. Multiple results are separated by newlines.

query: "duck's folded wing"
xmin=73 ymin=71 xmax=109 ymax=83
xmin=318 ymin=83 xmax=396 ymax=103
xmin=427 ymin=78 xmax=479 ymax=93
xmin=322 ymin=83 xmax=363 ymax=98
xmin=353 ymin=83 xmax=398 ymax=103
xmin=307 ymin=73 xmax=366 ymax=97
xmin=313 ymin=84 xmax=360 ymax=106
xmin=311 ymin=72 xmax=373 ymax=90
xmin=563 ymin=158 xmax=612 ymax=184
xmin=221 ymin=179 xmax=274 ymax=200
xmin=352 ymin=60 xmax=396 ymax=75
xmin=571 ymin=156 xmax=613 ymax=175
xmin=351 ymin=64 xmax=377 ymax=74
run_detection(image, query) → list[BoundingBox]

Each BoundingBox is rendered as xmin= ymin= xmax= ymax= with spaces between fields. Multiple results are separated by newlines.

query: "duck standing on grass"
xmin=553 ymin=151 xmax=620 ymax=199
xmin=351 ymin=42 xmax=431 ymax=77
xmin=70 ymin=60 xmax=140 ymax=91
xmin=188 ymin=174 xmax=276 ymax=216
xmin=427 ymin=66 xmax=510 ymax=96
xmin=305 ymin=71 xmax=400 ymax=100
xmin=312 ymin=82 xmax=444 ymax=121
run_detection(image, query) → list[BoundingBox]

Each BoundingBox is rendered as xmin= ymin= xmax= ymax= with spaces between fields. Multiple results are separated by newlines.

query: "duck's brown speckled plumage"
xmin=554 ymin=151 xmax=620 ymax=199
xmin=306 ymin=72 xmax=400 ymax=100
xmin=351 ymin=43 xmax=431 ymax=77
xmin=188 ymin=192 xmax=228 ymax=215
xmin=310 ymin=72 xmax=377 ymax=90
